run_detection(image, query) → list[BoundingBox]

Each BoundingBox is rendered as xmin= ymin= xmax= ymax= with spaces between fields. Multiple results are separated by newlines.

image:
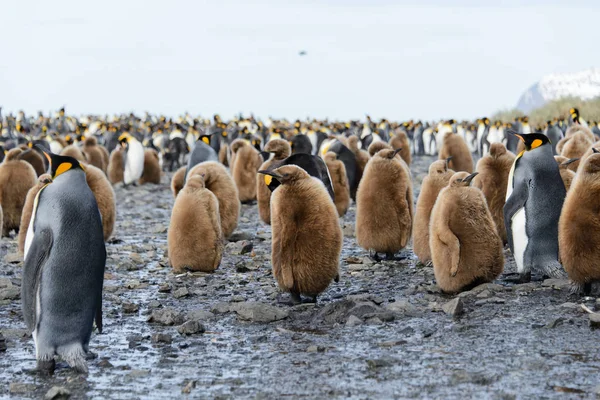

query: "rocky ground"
xmin=1 ymin=155 xmax=600 ymax=399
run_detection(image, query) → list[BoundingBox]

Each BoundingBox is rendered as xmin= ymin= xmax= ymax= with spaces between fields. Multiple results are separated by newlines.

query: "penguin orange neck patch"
xmin=264 ymin=175 xmax=272 ymax=186
xmin=54 ymin=162 xmax=72 ymax=178
xmin=530 ymin=139 xmax=543 ymax=149
xmin=202 ymin=137 xmax=210 ymax=144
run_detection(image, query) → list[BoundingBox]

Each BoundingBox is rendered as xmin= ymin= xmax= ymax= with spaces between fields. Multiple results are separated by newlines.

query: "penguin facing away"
xmin=259 ymin=165 xmax=342 ymax=304
xmin=139 ymin=148 xmax=161 ymax=184
xmin=22 ymin=148 xmax=106 ymax=374
xmin=257 ymin=139 xmax=291 ymax=225
xmin=439 ymin=131 xmax=473 ymax=173
xmin=430 ymin=172 xmax=504 ymax=293
xmin=171 ymin=166 xmax=186 ymax=198
xmin=504 ymin=132 xmax=566 ymax=281
xmin=107 ymin=147 xmax=125 ymax=185
xmin=323 ymin=151 xmax=350 ymax=217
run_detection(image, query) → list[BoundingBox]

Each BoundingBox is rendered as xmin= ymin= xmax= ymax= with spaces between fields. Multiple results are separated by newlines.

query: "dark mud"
xmin=2 ymin=155 xmax=600 ymax=399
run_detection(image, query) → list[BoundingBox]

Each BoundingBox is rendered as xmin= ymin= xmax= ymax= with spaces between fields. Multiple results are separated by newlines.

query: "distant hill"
xmin=517 ymin=68 xmax=600 ymax=113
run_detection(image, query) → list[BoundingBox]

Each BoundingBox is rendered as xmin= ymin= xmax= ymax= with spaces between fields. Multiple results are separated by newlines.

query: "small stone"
xmin=385 ymin=299 xmax=419 ymax=316
xmin=158 ymin=283 xmax=171 ymax=293
xmin=0 ymin=333 xmax=7 ymax=352
xmin=559 ymin=302 xmax=579 ymax=310
xmin=173 ymin=287 xmax=189 ymax=299
xmin=542 ymin=279 xmax=570 ymax=290
xmin=366 ymin=317 xmax=383 ymax=325
xmin=9 ymin=382 xmax=37 ymax=394
xmin=442 ymin=298 xmax=464 ymax=316
xmin=226 ymin=240 xmax=253 ymax=255
xmin=476 ymin=290 xmax=491 ymax=299
xmin=228 ymin=231 xmax=255 ymax=242
xmin=348 ymin=264 xmax=369 ymax=272
xmin=98 ymin=359 xmax=113 ymax=368
xmin=210 ymin=302 xmax=232 ymax=314
xmin=0 ymin=286 xmax=20 ymax=300
xmin=232 ymin=301 xmax=289 ymax=322
xmin=545 ymin=317 xmax=564 ymax=329
xmin=125 ymin=280 xmax=141 ymax=289
xmin=366 ymin=359 xmax=392 ymax=369
xmin=129 ymin=369 xmax=151 ymax=377
xmin=45 ymin=386 xmax=71 ymax=400
xmin=151 ymin=333 xmax=172 ymax=344
xmin=147 ymin=308 xmax=184 ymax=326
xmin=152 ymin=224 xmax=168 ymax=234
xmin=345 ymin=315 xmax=362 ymax=327
xmin=3 ymin=253 xmax=22 ymax=264
xmin=306 ymin=345 xmax=325 ymax=353
xmin=186 ymin=309 xmax=213 ymax=321
xmin=342 ymin=224 xmax=355 ymax=237
xmin=148 ymin=300 xmax=161 ymax=309
xmin=182 ymin=380 xmax=197 ymax=394
xmin=122 ymin=302 xmax=139 ymax=314
xmin=589 ymin=313 xmax=600 ymax=329
xmin=235 ymin=261 xmax=252 ymax=273
xmin=231 ymin=295 xmax=245 ymax=302
xmin=129 ymin=253 xmax=143 ymax=264
xmin=177 ymin=320 xmax=205 ymax=335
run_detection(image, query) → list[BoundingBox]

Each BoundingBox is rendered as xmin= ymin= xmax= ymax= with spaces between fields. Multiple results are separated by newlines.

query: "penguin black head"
xmin=35 ymin=145 xmax=85 ymax=179
xmin=199 ymin=134 xmax=211 ymax=145
xmin=510 ymin=132 xmax=550 ymax=152
xmin=570 ymin=108 xmax=580 ymax=124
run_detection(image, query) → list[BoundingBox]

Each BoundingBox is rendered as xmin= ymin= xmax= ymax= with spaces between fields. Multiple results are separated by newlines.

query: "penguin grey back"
xmin=185 ymin=142 xmax=218 ymax=182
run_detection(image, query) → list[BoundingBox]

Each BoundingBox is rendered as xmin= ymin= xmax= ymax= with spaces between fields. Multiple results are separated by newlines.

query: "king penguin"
xmin=22 ymin=148 xmax=105 ymax=374
xmin=118 ymin=133 xmax=145 ymax=185
xmin=504 ymin=132 xmax=566 ymax=281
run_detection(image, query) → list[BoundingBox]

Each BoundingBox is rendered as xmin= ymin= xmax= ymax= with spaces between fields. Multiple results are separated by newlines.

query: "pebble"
xmin=45 ymin=386 xmax=71 ymax=400
xmin=442 ymin=298 xmax=464 ymax=316
xmin=346 ymin=315 xmax=363 ymax=327
xmin=147 ymin=308 xmax=184 ymax=326
xmin=173 ymin=287 xmax=189 ymax=299
xmin=182 ymin=380 xmax=197 ymax=394
xmin=122 ymin=302 xmax=139 ymax=314
xmin=228 ymin=231 xmax=255 ymax=242
xmin=541 ymin=279 xmax=571 ymax=290
xmin=177 ymin=320 xmax=205 ymax=335
xmin=306 ymin=345 xmax=325 ymax=353
xmin=152 ymin=333 xmax=173 ymax=344
xmin=0 ymin=284 xmax=20 ymax=300
xmin=226 ymin=240 xmax=254 ymax=255
xmin=232 ymin=301 xmax=289 ymax=322
xmin=385 ymin=299 xmax=419 ymax=316
xmin=9 ymin=382 xmax=37 ymax=394
xmin=589 ymin=313 xmax=600 ymax=329
xmin=129 ymin=369 xmax=151 ymax=378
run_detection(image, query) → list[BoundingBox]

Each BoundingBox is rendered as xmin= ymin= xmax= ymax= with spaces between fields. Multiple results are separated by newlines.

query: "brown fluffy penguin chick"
xmin=560 ymin=132 xmax=592 ymax=171
xmin=554 ymin=156 xmax=577 ymax=191
xmin=171 ymin=166 xmax=186 ymax=198
xmin=356 ymin=148 xmax=413 ymax=259
xmin=389 ymin=130 xmax=411 ymax=166
xmin=566 ymin=125 xmax=595 ymax=141
xmin=266 ymin=165 xmax=342 ymax=303
xmin=472 ymin=142 xmax=516 ymax=244
xmin=559 ymin=153 xmax=600 ymax=292
xmin=413 ymin=159 xmax=454 ymax=264
xmin=188 ymin=161 xmax=240 ymax=239
xmin=107 ymin=148 xmax=125 ymax=184
xmin=168 ymin=174 xmax=223 ymax=273
xmin=574 ymin=141 xmax=600 ymax=173
xmin=257 ymin=139 xmax=291 ymax=224
xmin=231 ymin=139 xmax=263 ymax=203
xmin=18 ymin=174 xmax=53 ymax=254
xmin=60 ymin=144 xmax=87 ymax=162
xmin=367 ymin=141 xmax=391 ymax=157
xmin=84 ymin=163 xmax=117 ymax=240
xmin=324 ymin=152 xmax=350 ymax=217
xmin=346 ymin=135 xmax=370 ymax=188
xmin=439 ymin=132 xmax=473 ymax=173
xmin=219 ymin=143 xmax=229 ymax=167
xmin=430 ymin=172 xmax=504 ymax=293
xmin=0 ymin=149 xmax=38 ymax=236
xmin=139 ymin=149 xmax=161 ymax=184
xmin=228 ymin=139 xmax=246 ymax=171
xmin=18 ymin=147 xmax=46 ymax=176
xmin=82 ymin=136 xmax=106 ymax=172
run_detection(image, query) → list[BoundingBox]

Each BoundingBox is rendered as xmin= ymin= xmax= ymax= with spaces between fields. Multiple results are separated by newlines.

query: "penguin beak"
xmin=593 ymin=148 xmax=600 ymax=154
xmin=562 ymin=158 xmax=580 ymax=166
xmin=509 ymin=131 xmax=524 ymax=142
xmin=258 ymin=170 xmax=283 ymax=180
xmin=462 ymin=172 xmax=479 ymax=185
xmin=35 ymin=144 xmax=52 ymax=165
xmin=391 ymin=148 xmax=402 ymax=158
xmin=445 ymin=156 xmax=452 ymax=170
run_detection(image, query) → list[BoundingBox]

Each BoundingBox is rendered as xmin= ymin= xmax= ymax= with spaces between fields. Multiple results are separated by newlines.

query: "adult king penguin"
xmin=22 ymin=148 xmax=106 ymax=374
xmin=118 ymin=133 xmax=145 ymax=185
xmin=504 ymin=132 xmax=566 ymax=281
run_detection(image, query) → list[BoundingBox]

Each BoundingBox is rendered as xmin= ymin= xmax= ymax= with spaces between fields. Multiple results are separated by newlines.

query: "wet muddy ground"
xmin=1 ymin=155 xmax=600 ymax=399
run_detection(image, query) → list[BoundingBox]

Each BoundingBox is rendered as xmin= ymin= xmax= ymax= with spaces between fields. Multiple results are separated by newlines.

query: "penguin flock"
xmin=1 ymin=106 xmax=599 ymax=373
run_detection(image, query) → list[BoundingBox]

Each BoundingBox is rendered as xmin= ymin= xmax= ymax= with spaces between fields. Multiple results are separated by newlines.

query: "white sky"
xmin=1 ymin=0 xmax=600 ymax=121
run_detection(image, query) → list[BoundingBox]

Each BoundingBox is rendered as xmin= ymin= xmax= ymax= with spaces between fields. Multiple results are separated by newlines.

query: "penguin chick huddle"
xmin=3 ymin=107 xmax=600 ymax=375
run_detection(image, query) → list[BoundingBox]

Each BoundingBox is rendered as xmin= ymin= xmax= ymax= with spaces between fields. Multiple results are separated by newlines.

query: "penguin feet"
xmin=36 ymin=359 xmax=56 ymax=376
xmin=302 ymin=296 xmax=318 ymax=304
xmin=368 ymin=251 xmax=381 ymax=263
xmin=85 ymin=351 xmax=98 ymax=360
xmin=500 ymin=272 xmax=531 ymax=284
xmin=277 ymin=292 xmax=302 ymax=306
xmin=334 ymin=274 xmax=340 ymax=283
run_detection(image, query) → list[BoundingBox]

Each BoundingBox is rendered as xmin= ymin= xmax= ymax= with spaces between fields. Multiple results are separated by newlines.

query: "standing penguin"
xmin=356 ymin=148 xmax=413 ymax=260
xmin=107 ymin=147 xmax=125 ymax=185
xmin=259 ymin=165 xmax=342 ymax=304
xmin=367 ymin=141 xmax=392 ymax=157
xmin=21 ymin=149 xmax=105 ymax=373
xmin=346 ymin=135 xmax=370 ymax=189
xmin=18 ymin=148 xmax=46 ymax=177
xmin=439 ymin=132 xmax=473 ymax=173
xmin=290 ymin=134 xmax=313 ymax=154
xmin=323 ymin=151 xmax=350 ymax=217
xmin=430 ymin=172 xmax=504 ymax=293
xmin=168 ymin=174 xmax=223 ymax=273
xmin=257 ymin=139 xmax=291 ymax=224
xmin=138 ymin=149 xmax=161 ymax=184
xmin=472 ymin=142 xmax=516 ymax=244
xmin=0 ymin=148 xmax=38 ymax=236
xmin=559 ymin=152 xmax=600 ymax=293
xmin=504 ymin=132 xmax=566 ymax=281
xmin=413 ymin=159 xmax=454 ymax=265
xmin=559 ymin=130 xmax=593 ymax=171
xmin=170 ymin=166 xmax=186 ymax=198
xmin=118 ymin=133 xmax=145 ymax=186
xmin=389 ymin=130 xmax=411 ymax=166
xmin=18 ymin=174 xmax=54 ymax=254
xmin=82 ymin=136 xmax=106 ymax=172
xmin=184 ymin=134 xmax=218 ymax=182
xmin=230 ymin=139 xmax=263 ymax=203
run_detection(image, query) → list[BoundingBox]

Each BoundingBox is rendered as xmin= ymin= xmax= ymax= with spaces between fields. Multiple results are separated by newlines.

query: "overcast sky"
xmin=1 ymin=0 xmax=599 ymax=121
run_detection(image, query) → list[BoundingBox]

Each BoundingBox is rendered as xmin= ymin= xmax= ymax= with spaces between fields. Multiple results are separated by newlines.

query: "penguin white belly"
xmin=488 ymin=127 xmax=501 ymax=144
xmin=124 ymin=141 xmax=145 ymax=185
xmin=49 ymin=141 xmax=63 ymax=155
xmin=371 ymin=133 xmax=383 ymax=144
xmin=24 ymin=186 xmax=46 ymax=259
xmin=465 ymin=131 xmax=476 ymax=152
xmin=423 ymin=129 xmax=433 ymax=155
xmin=511 ymin=208 xmax=527 ymax=273
xmin=307 ymin=134 xmax=317 ymax=155
xmin=185 ymin=134 xmax=195 ymax=150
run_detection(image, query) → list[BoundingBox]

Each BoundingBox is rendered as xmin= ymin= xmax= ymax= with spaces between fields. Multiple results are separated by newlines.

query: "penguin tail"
xmin=59 ymin=343 xmax=88 ymax=373
xmin=540 ymin=261 xmax=566 ymax=279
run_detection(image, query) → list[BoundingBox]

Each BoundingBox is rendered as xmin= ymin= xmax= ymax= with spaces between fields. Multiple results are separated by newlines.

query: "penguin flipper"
xmin=22 ymin=229 xmax=53 ymax=331
xmin=504 ymin=183 xmax=529 ymax=253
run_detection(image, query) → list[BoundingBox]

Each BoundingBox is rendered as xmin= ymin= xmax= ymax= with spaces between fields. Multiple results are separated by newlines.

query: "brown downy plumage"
xmin=139 ymin=149 xmax=161 ymax=184
xmin=556 ymin=125 xmax=595 ymax=157
xmin=554 ymin=155 xmax=577 ymax=191
xmin=188 ymin=161 xmax=240 ymax=239
xmin=98 ymin=145 xmax=110 ymax=171
xmin=18 ymin=174 xmax=53 ymax=254
xmin=574 ymin=140 xmax=600 ymax=173
xmin=257 ymin=139 xmax=291 ymax=224
xmin=389 ymin=130 xmax=411 ymax=166
xmin=323 ymin=152 xmax=350 ymax=217
xmin=82 ymin=136 xmax=106 ymax=172
xmin=219 ymin=143 xmax=229 ymax=167
xmin=367 ymin=141 xmax=391 ymax=157
xmin=430 ymin=172 xmax=504 ymax=293
xmin=346 ymin=135 xmax=370 ymax=188
xmin=229 ymin=139 xmax=246 ymax=171
xmin=83 ymin=163 xmax=116 ymax=241
xmin=439 ymin=132 xmax=473 ymax=173
xmin=230 ymin=139 xmax=263 ymax=203
xmin=560 ymin=131 xmax=593 ymax=171
xmin=18 ymin=147 xmax=46 ymax=176
xmin=559 ymin=153 xmax=600 ymax=292
xmin=356 ymin=148 xmax=413 ymax=258
xmin=472 ymin=142 xmax=516 ymax=244
xmin=168 ymin=174 xmax=223 ymax=273
xmin=171 ymin=166 xmax=186 ymax=198
xmin=60 ymin=145 xmax=87 ymax=162
xmin=0 ymin=149 xmax=38 ymax=236
xmin=263 ymin=165 xmax=342 ymax=303
xmin=413 ymin=159 xmax=454 ymax=264
xmin=107 ymin=148 xmax=125 ymax=184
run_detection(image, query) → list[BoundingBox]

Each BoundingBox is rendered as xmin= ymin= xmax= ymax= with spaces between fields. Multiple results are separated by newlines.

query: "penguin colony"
xmin=1 ymin=107 xmax=599 ymax=373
